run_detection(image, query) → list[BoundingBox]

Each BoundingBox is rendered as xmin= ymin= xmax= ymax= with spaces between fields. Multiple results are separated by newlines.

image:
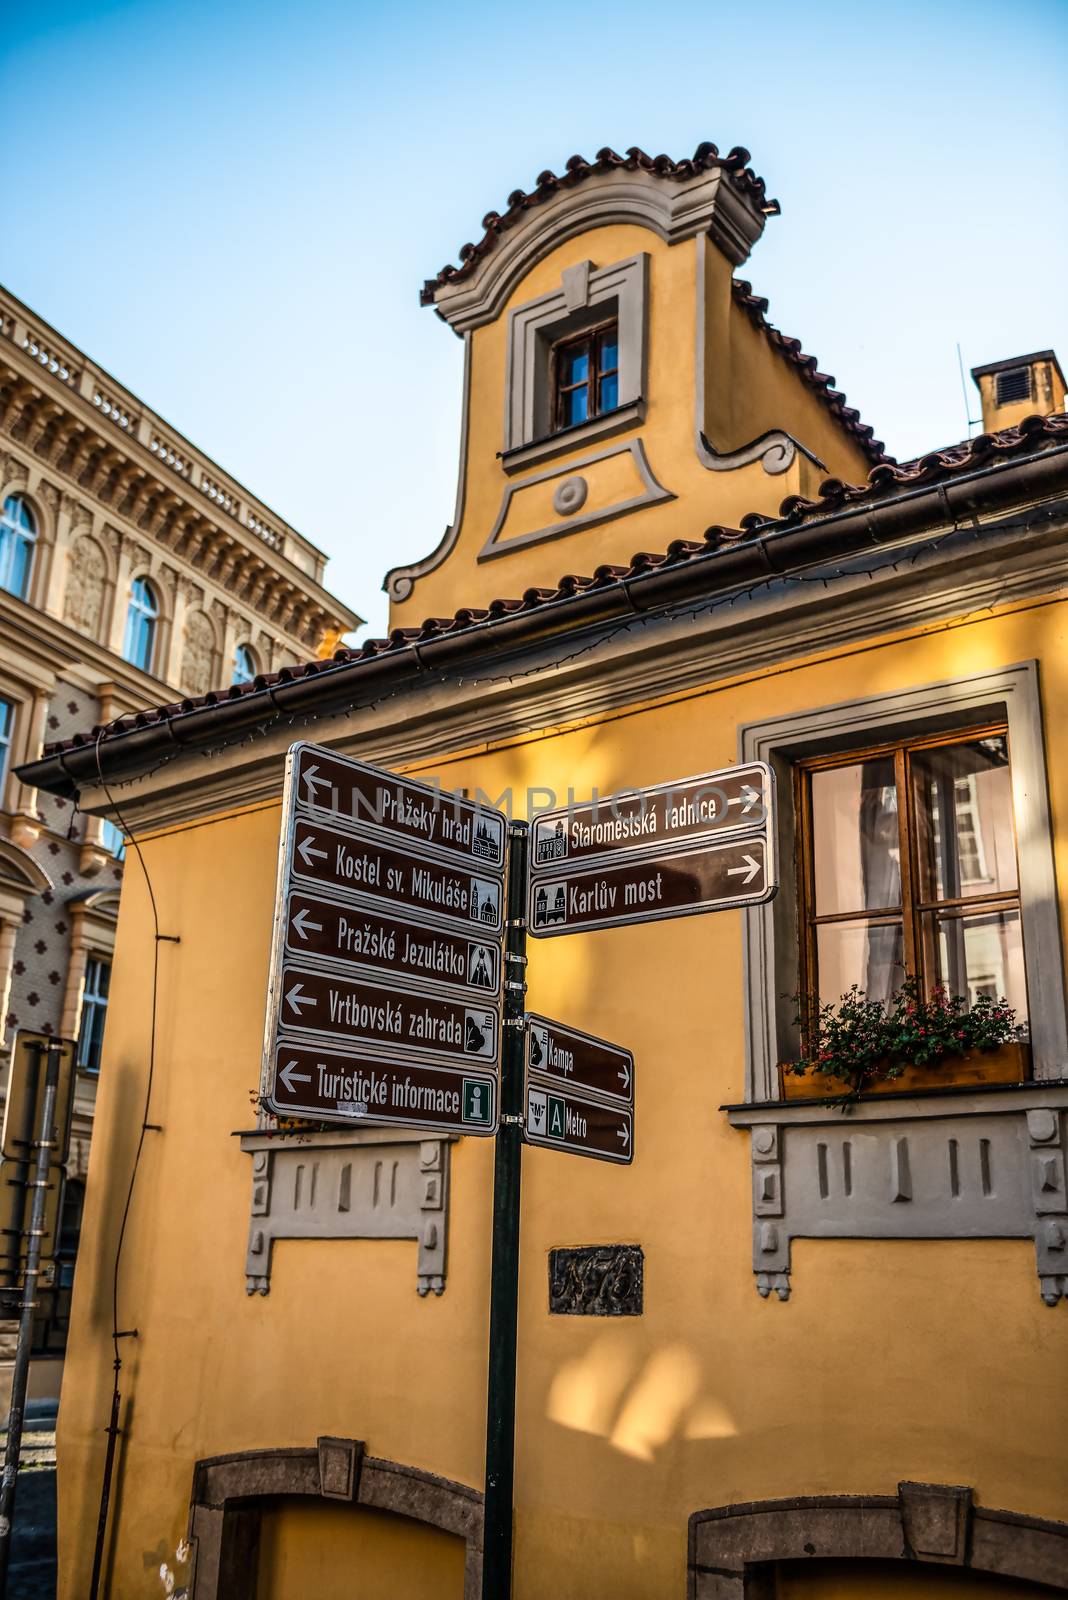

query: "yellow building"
xmin=19 ymin=141 xmax=1068 ymax=1598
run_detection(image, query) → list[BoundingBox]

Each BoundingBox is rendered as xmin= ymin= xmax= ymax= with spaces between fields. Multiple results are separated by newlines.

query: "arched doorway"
xmin=689 ymin=1484 xmax=1068 ymax=1597
xmin=187 ymin=1440 xmax=482 ymax=1599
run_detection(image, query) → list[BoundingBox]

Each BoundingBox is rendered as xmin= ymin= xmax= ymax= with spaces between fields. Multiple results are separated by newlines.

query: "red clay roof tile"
xmin=44 ymin=413 xmax=1068 ymax=761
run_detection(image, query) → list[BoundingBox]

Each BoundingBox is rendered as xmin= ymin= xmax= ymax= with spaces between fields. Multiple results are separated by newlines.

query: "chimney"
xmin=971 ymin=349 xmax=1066 ymax=433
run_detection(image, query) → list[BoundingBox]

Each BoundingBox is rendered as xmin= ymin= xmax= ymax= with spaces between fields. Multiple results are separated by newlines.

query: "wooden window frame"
xmin=794 ymin=721 xmax=1026 ymax=1049
xmin=549 ymin=318 xmax=620 ymax=433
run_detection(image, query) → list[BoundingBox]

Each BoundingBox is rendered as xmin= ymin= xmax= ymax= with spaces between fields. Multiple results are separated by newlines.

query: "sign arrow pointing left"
xmin=297 ymin=835 xmax=328 ymax=869
xmin=279 ymin=1059 xmax=312 ymax=1092
xmin=285 ymin=982 xmax=315 ymax=1015
xmin=302 ymin=763 xmax=335 ymax=805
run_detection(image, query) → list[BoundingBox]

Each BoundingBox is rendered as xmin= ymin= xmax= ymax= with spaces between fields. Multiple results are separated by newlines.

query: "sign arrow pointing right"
xmin=279 ymin=1059 xmax=312 ymax=1093
xmin=726 ymin=853 xmax=761 ymax=885
xmin=617 ymin=1123 xmax=630 ymax=1148
xmin=617 ymin=1062 xmax=631 ymax=1091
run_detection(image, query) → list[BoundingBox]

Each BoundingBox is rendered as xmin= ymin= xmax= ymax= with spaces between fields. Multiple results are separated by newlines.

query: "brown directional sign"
xmin=263 ymin=745 xmax=507 ymax=1135
xmin=269 ymin=1041 xmax=498 ymax=1135
xmin=523 ymin=1082 xmax=633 ymax=1165
xmin=531 ymin=762 xmax=772 ymax=871
xmin=279 ymin=961 xmax=499 ymax=1068
xmin=292 ymin=742 xmax=505 ymax=871
xmin=0 ymin=1164 xmax=64 ymax=1284
xmin=1 ymin=1032 xmax=76 ymax=1166
xmin=283 ymin=892 xmax=501 ymax=1000
xmin=525 ymin=1014 xmax=633 ymax=1107
xmin=528 ymin=835 xmax=773 ymax=938
xmin=291 ymin=816 xmax=504 ymax=936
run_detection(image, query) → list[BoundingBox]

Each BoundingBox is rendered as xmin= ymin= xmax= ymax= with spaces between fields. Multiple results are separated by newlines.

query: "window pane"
xmin=562 ymin=346 xmax=589 ymax=385
xmin=600 ymin=371 xmax=619 ymax=412
xmin=562 ymin=386 xmax=588 ymax=426
xmin=233 ymin=644 xmax=257 ymax=685
xmin=810 ymin=758 xmax=900 ymax=914
xmin=912 ymin=736 xmax=1017 ymax=902
xmin=921 ymin=904 xmax=1028 ymax=1031
xmin=599 ymin=334 xmax=618 ymax=372
xmin=816 ymin=917 xmax=904 ymax=1006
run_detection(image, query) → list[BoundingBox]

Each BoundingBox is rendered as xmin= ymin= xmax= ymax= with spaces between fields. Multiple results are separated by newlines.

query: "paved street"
xmin=0 ymin=1400 xmax=57 ymax=1600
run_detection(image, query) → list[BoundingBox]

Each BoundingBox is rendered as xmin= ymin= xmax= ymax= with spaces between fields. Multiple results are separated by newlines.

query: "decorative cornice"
xmin=0 ymin=283 xmax=362 ymax=640
xmin=29 ymin=492 xmax=1068 ymax=834
xmin=426 ymin=153 xmax=775 ymax=334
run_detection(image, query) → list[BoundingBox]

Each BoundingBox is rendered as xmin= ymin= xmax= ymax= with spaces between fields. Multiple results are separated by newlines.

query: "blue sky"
xmin=3 ymin=0 xmax=1066 ymax=638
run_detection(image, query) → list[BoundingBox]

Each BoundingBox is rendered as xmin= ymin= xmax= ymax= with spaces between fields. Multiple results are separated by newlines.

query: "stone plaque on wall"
xmin=549 ymin=1245 xmax=643 ymax=1316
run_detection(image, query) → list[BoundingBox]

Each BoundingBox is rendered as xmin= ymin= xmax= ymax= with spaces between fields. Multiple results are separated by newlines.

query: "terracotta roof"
xmin=43 ymin=412 xmax=1068 ymax=763
xmin=731 ymin=279 xmax=887 ymax=464
xmin=419 ymin=143 xmax=778 ymax=306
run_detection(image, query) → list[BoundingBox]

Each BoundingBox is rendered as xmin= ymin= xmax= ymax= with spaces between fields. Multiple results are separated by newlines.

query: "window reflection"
xmin=816 ymin=917 xmax=904 ymax=1007
xmin=802 ymin=729 xmax=1028 ymax=1038
xmin=811 ymin=758 xmax=900 ymax=915
xmin=922 ymin=905 xmax=1028 ymax=1032
xmin=913 ymin=736 xmax=1016 ymax=901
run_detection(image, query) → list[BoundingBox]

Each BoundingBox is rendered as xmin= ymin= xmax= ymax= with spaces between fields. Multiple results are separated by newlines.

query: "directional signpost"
xmin=531 ymin=762 xmax=769 ymax=868
xmin=528 ymin=761 xmax=776 ymax=936
xmin=523 ymin=1014 xmax=633 ymax=1165
xmin=261 ymin=743 xmax=506 ymax=1136
xmin=259 ymin=747 xmax=777 ymax=1600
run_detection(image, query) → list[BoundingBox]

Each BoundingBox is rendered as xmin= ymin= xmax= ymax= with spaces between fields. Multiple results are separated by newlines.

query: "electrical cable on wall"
xmin=87 ymin=727 xmax=175 ymax=1600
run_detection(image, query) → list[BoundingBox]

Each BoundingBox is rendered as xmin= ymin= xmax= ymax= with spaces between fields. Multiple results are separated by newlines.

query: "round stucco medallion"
xmin=552 ymin=476 xmax=588 ymax=517
xmin=753 ymin=1129 xmax=775 ymax=1155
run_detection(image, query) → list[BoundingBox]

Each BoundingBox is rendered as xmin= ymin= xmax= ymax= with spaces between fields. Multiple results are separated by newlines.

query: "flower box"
xmin=779 ymin=1041 xmax=1030 ymax=1101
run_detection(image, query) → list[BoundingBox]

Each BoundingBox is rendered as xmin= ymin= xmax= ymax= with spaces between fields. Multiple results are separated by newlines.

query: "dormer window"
xmin=553 ymin=322 xmax=620 ymax=430
xmin=503 ymin=254 xmax=648 ymax=471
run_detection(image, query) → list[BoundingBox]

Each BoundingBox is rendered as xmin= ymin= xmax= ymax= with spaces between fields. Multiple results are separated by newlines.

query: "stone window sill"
xmin=723 ymin=1081 xmax=1068 ymax=1305
xmin=500 ymin=398 xmax=644 ymax=475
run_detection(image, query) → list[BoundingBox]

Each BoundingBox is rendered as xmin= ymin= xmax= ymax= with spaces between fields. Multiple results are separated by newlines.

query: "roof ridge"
xmin=43 ymin=413 xmax=1068 ymax=763
xmin=420 ymin=142 xmax=778 ymax=306
xmin=730 ymin=277 xmax=888 ymax=464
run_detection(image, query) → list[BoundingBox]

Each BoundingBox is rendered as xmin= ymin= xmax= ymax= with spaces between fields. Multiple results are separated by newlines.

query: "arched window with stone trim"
xmin=232 ymin=643 xmax=258 ymax=685
xmin=123 ymin=575 xmax=159 ymax=673
xmin=0 ymin=494 xmax=37 ymax=599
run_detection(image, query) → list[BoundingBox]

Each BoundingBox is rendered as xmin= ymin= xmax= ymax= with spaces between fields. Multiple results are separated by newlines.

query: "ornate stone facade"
xmin=0 ymin=280 xmax=361 ymax=1365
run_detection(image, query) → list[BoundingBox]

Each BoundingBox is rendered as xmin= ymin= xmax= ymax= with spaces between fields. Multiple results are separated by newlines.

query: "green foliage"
xmin=784 ymin=978 xmax=1021 ymax=1096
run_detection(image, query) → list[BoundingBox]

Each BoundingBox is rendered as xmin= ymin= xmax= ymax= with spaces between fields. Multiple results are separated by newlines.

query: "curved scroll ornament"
xmin=697 ymin=428 xmax=798 ymax=476
xmin=384 ymin=334 xmax=472 ymax=606
xmin=63 ymin=535 xmax=107 ymax=639
xmin=180 ymin=609 xmax=215 ymax=697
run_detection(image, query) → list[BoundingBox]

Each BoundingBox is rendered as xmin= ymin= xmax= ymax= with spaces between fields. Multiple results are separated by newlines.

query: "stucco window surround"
xmin=0 ymin=485 xmax=57 ymax=611
xmin=0 ymin=838 xmax=52 ymax=1051
xmin=502 ymin=254 xmax=648 ymax=471
xmin=730 ymin=664 xmax=1068 ymax=1306
xmin=740 ymin=662 xmax=1066 ymax=1099
xmin=689 ymin=1483 xmax=1068 ymax=1597
xmin=185 ymin=1441 xmax=482 ymax=1599
xmin=0 ymin=671 xmax=52 ymax=837
xmin=59 ymin=890 xmax=118 ymax=1057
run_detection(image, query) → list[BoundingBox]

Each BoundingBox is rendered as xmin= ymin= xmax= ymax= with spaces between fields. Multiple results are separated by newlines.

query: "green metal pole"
xmin=481 ymin=820 xmax=528 ymax=1600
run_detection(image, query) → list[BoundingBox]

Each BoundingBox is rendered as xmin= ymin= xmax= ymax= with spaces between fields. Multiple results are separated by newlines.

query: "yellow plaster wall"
xmin=772 ymin=1561 xmax=1060 ymax=1598
xmin=254 ymin=1502 xmax=466 ymax=1599
xmin=392 ymin=223 xmax=876 ymax=625
xmin=57 ymin=593 xmax=1068 ymax=1598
